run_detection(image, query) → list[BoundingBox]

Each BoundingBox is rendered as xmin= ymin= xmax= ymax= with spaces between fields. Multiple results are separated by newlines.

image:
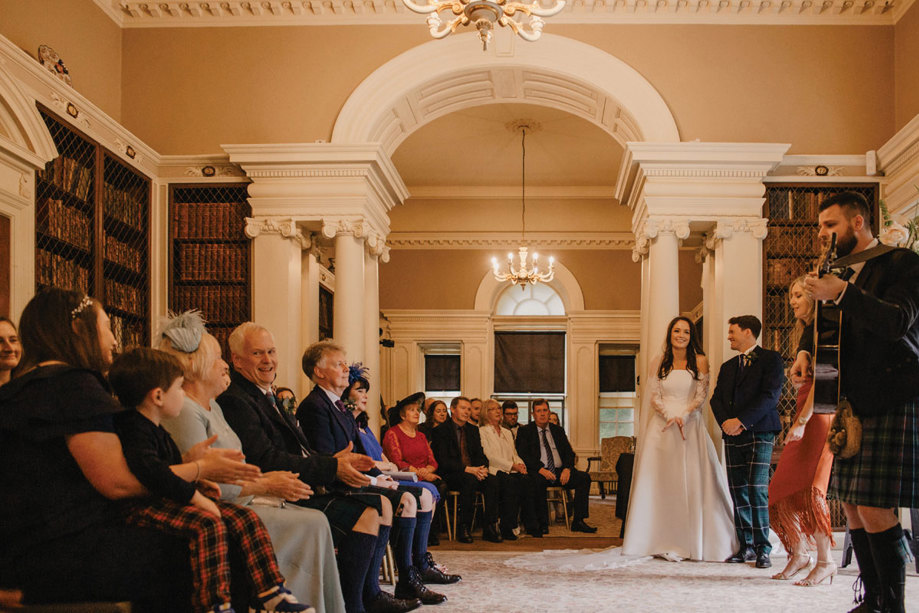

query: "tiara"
xmin=70 ymin=295 xmax=93 ymax=319
xmin=157 ymin=310 xmax=207 ymax=353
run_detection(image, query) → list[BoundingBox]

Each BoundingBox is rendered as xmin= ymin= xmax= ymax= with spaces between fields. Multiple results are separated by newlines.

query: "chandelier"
xmin=401 ymin=0 xmax=567 ymax=50
xmin=492 ymin=121 xmax=556 ymax=287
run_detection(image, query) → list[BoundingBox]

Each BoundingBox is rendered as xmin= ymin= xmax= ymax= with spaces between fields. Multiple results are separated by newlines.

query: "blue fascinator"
xmin=348 ymin=362 xmax=369 ymax=386
xmin=157 ymin=310 xmax=206 ymax=353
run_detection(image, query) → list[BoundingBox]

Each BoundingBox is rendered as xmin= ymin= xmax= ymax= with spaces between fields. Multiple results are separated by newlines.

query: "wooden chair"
xmin=444 ymin=490 xmax=485 ymax=539
xmin=380 ymin=543 xmax=397 ymax=585
xmin=546 ymin=486 xmax=570 ymax=531
xmin=586 ymin=436 xmax=636 ymax=499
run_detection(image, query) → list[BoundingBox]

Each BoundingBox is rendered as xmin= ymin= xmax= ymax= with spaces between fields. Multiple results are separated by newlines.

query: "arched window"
xmin=494 ymin=283 xmax=565 ymax=317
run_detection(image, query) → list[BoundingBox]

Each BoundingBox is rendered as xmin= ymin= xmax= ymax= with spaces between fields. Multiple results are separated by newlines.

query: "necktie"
xmin=334 ymin=399 xmax=348 ymax=414
xmin=541 ymin=428 xmax=556 ymax=471
xmin=459 ymin=427 xmax=471 ymax=467
xmin=840 ymin=267 xmax=855 ymax=282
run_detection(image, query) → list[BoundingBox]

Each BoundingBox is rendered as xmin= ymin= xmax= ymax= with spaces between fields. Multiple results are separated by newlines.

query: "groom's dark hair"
xmin=729 ymin=315 xmax=762 ymax=339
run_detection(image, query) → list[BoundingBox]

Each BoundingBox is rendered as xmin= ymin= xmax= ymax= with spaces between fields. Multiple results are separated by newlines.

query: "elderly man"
xmin=516 ymin=399 xmax=596 ymax=534
xmin=430 ymin=396 xmax=501 ymax=543
xmin=218 ymin=323 xmax=420 ymax=613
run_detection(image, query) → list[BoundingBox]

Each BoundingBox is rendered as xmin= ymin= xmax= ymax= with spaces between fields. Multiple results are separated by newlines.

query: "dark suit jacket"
xmin=710 ymin=345 xmax=784 ymax=434
xmin=515 ymin=422 xmax=576 ymax=474
xmin=296 ymin=385 xmax=361 ymax=456
xmin=836 ymin=247 xmax=919 ymax=415
xmin=218 ymin=369 xmax=338 ymax=487
xmin=430 ymin=419 xmax=488 ymax=481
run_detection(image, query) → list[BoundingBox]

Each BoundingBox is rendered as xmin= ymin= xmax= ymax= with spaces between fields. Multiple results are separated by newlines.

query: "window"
xmin=494 ymin=331 xmax=565 ymax=394
xmin=424 ymin=354 xmax=460 ymax=393
xmin=597 ymin=350 xmax=637 ymax=442
xmin=495 ymin=283 xmax=565 ymax=316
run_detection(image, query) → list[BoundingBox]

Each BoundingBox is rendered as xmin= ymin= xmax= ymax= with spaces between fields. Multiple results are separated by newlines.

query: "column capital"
xmin=365 ymin=232 xmax=391 ymax=263
xmin=244 ymin=216 xmax=312 ymax=250
xmin=643 ymin=216 xmax=691 ymax=241
xmin=705 ymin=217 xmax=769 ymax=249
xmin=321 ymin=217 xmax=366 ymax=240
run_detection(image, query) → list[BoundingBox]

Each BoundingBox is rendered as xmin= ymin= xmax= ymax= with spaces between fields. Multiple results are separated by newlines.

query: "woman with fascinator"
xmin=344 ymin=365 xmax=460 ymax=585
xmin=158 ymin=311 xmax=346 ymax=613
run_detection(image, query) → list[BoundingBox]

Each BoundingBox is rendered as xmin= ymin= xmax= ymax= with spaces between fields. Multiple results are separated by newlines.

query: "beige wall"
xmin=895 ymin=2 xmax=919 ymax=131
xmin=120 ymin=24 xmax=896 ymax=155
xmin=0 ymin=0 xmax=122 ymax=121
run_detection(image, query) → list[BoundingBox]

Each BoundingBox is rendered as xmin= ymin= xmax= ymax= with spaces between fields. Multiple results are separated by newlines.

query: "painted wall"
xmin=895 ymin=2 xmax=919 ymax=131
xmin=119 ymin=24 xmax=895 ymax=155
xmin=0 ymin=0 xmax=122 ymax=121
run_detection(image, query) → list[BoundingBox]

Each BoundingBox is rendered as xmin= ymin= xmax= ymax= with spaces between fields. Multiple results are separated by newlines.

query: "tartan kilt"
xmin=828 ymin=397 xmax=919 ymax=508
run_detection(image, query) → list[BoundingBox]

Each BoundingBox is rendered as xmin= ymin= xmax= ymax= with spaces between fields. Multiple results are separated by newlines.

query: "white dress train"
xmin=621 ymin=367 xmax=738 ymax=561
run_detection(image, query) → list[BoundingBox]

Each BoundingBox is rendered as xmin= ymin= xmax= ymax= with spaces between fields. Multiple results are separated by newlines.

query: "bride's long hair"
xmin=657 ymin=316 xmax=704 ymax=380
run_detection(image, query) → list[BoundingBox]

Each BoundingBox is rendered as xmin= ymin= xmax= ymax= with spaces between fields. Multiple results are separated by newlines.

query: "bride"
xmin=622 ymin=316 xmax=738 ymax=562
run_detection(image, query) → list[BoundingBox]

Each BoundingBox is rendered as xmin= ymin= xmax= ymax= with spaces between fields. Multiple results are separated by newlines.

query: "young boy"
xmin=110 ymin=347 xmax=313 ymax=613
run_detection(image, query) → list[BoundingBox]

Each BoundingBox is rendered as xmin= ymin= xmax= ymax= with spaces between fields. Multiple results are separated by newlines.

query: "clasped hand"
xmin=721 ymin=417 xmax=744 ymax=437
xmin=464 ymin=465 xmax=489 ymax=480
xmin=662 ymin=416 xmax=685 ymax=440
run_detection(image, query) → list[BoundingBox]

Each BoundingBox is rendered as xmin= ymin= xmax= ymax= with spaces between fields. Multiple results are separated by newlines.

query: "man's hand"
xmin=804 ymin=271 xmax=847 ymax=302
xmin=334 ymin=442 xmax=375 ymax=472
xmin=261 ymin=471 xmax=313 ymax=501
xmin=336 ymin=454 xmax=372 ymax=488
xmin=465 ymin=466 xmax=488 ymax=480
xmin=538 ymin=467 xmax=556 ymax=482
xmin=199 ymin=448 xmax=261 ymax=483
xmin=559 ymin=468 xmax=571 ymax=486
xmin=721 ymin=417 xmax=744 ymax=437
xmin=512 ymin=462 xmax=528 ymax=475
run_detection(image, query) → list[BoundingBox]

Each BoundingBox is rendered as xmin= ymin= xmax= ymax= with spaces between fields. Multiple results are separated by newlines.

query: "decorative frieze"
xmin=704 ymin=217 xmax=769 ymax=249
xmin=387 ymin=232 xmax=635 ymax=250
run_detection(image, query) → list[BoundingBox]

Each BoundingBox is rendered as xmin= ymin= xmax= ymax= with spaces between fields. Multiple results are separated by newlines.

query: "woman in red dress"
xmin=382 ymin=397 xmax=441 ymax=486
xmin=768 ymin=275 xmax=836 ymax=586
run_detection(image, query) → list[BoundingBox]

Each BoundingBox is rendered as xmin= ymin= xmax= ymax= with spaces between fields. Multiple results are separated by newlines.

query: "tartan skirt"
xmin=828 ymin=397 xmax=919 ymax=508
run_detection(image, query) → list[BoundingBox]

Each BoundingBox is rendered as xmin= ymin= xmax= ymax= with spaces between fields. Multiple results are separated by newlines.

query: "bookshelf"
xmin=34 ymin=107 xmax=151 ymax=349
xmin=169 ymin=185 xmax=252 ymax=357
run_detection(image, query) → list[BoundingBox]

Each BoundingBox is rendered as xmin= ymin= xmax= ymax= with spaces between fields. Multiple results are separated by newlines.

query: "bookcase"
xmin=169 ymin=185 xmax=252 ymax=357
xmin=34 ymin=107 xmax=151 ymax=349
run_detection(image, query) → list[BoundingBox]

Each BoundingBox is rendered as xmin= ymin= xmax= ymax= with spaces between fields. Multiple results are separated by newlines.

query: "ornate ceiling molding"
xmin=96 ymin=0 xmax=913 ymax=27
xmin=386 ymin=231 xmax=635 ymax=250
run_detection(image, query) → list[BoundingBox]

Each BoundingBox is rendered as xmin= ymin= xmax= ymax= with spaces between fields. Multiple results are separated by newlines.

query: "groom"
xmin=710 ymin=315 xmax=784 ymax=569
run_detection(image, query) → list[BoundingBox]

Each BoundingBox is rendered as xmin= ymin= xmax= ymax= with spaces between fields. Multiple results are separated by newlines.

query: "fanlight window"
xmin=495 ymin=283 xmax=564 ymax=316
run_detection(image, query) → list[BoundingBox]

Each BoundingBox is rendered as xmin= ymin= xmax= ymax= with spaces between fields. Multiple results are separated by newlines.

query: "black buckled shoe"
xmin=724 ymin=547 xmax=756 ymax=563
xmin=570 ymin=519 xmax=598 ymax=533
xmin=365 ymin=590 xmax=421 ymax=613
xmin=395 ymin=567 xmax=447 ymax=605
xmin=418 ymin=553 xmax=461 ymax=584
xmin=483 ymin=523 xmax=503 ymax=543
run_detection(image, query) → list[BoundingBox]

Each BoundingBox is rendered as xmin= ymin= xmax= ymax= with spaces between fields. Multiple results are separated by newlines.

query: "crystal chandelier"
xmin=401 ymin=0 xmax=567 ymax=50
xmin=492 ymin=121 xmax=556 ymax=287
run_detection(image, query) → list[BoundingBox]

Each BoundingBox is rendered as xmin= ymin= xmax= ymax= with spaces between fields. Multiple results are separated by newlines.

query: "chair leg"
xmin=381 ymin=543 xmax=396 ymax=585
xmin=452 ymin=495 xmax=458 ymax=540
xmin=443 ymin=498 xmax=454 ymax=541
xmin=561 ymin=489 xmax=570 ymax=531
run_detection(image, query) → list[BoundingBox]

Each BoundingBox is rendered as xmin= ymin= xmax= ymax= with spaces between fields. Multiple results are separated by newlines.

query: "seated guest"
xmin=501 ymin=400 xmax=520 ymax=440
xmin=346 ymin=368 xmax=459 ymax=584
xmin=478 ymin=399 xmax=532 ymax=540
xmin=516 ymin=399 xmax=597 ymax=534
xmin=158 ymin=311 xmax=345 ymax=613
xmin=297 ymin=342 xmax=446 ymax=605
xmin=0 ymin=316 xmax=21 ymax=386
xmin=419 ymin=399 xmax=447 ymax=439
xmin=429 ymin=396 xmax=501 ymax=544
xmin=468 ymin=398 xmax=483 ymax=426
xmin=109 ymin=348 xmax=311 ymax=613
xmin=0 ymin=289 xmax=193 ymax=611
xmin=548 ymin=411 xmax=561 ymax=428
xmin=274 ymin=386 xmax=297 ymax=416
xmin=218 ymin=323 xmax=420 ymax=613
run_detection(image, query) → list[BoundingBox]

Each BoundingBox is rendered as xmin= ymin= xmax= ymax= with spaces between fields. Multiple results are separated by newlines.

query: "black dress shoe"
xmin=418 ymin=552 xmax=461 ymax=584
xmin=724 ymin=547 xmax=755 ymax=563
xmin=395 ymin=567 xmax=447 ymax=605
xmin=755 ymin=551 xmax=772 ymax=569
xmin=366 ymin=590 xmax=421 ymax=613
xmin=570 ymin=519 xmax=598 ymax=533
xmin=539 ymin=525 xmax=550 ymax=535
xmin=501 ymin=529 xmax=518 ymax=541
xmin=456 ymin=525 xmax=473 ymax=544
xmin=483 ymin=523 xmax=503 ymax=543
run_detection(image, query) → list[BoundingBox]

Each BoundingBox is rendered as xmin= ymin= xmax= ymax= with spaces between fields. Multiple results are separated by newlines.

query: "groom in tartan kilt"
xmin=710 ymin=315 xmax=785 ymax=570
xmin=800 ymin=191 xmax=919 ymax=613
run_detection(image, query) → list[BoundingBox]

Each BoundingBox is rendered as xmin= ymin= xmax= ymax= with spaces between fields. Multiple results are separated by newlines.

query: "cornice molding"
xmin=406 ymin=185 xmax=617 ymax=200
xmin=95 ymin=0 xmax=910 ymax=27
xmin=386 ymin=231 xmax=635 ymax=250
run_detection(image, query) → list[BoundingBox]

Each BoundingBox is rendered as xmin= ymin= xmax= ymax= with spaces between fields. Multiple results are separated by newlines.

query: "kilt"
xmin=297 ymin=491 xmax=381 ymax=543
xmin=828 ymin=397 xmax=919 ymax=508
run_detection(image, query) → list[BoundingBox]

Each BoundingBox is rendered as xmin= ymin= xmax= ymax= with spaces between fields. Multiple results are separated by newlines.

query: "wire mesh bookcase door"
xmin=35 ymin=111 xmax=96 ymax=295
xmin=169 ymin=185 xmax=252 ymax=358
xmin=762 ymin=182 xmax=877 ymax=529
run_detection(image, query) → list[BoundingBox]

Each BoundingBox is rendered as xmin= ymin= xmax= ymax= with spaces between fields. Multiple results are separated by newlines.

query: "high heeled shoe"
xmin=772 ymin=554 xmax=812 ymax=580
xmin=794 ymin=561 xmax=837 ymax=586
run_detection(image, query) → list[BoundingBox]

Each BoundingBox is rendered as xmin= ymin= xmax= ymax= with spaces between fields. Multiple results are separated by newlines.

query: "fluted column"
xmin=644 ymin=216 xmax=689 ymax=361
xmin=245 ymin=217 xmax=310 ymax=390
xmin=299 ymin=244 xmax=322 ymax=396
xmin=323 ymin=218 xmax=366 ymax=364
xmin=363 ymin=233 xmax=389 ymax=436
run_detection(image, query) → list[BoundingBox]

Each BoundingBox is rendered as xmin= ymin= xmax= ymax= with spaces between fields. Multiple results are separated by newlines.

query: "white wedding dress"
xmin=621 ymin=366 xmax=738 ymax=562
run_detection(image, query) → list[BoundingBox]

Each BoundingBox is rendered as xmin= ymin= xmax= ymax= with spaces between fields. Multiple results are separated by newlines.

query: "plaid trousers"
xmin=124 ymin=498 xmax=284 ymax=613
xmin=724 ymin=431 xmax=775 ymax=552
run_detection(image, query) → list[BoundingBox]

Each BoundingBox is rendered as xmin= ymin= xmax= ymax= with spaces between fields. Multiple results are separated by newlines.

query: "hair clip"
xmin=157 ymin=310 xmax=207 ymax=353
xmin=70 ymin=295 xmax=93 ymax=319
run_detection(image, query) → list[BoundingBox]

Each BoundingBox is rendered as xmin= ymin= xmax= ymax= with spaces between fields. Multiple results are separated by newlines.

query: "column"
xmin=299 ymin=245 xmax=322 ymax=397
xmin=363 ymin=234 xmax=387 ymax=435
xmin=644 ymin=217 xmax=688 ymax=361
xmin=697 ymin=243 xmax=723 ymax=451
xmin=633 ymin=241 xmax=651 ymax=440
xmin=245 ymin=217 xmax=309 ymax=391
xmin=324 ymin=218 xmax=366 ymax=363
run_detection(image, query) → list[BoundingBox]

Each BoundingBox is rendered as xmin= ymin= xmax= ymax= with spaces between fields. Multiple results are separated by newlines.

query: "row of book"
xmin=104 ymin=279 xmax=145 ymax=315
xmin=765 ymin=293 xmax=797 ymax=325
xmin=176 ymin=243 xmax=248 ymax=282
xmin=172 ymin=286 xmax=250 ymax=323
xmin=103 ymin=184 xmax=146 ymax=231
xmin=766 ymin=257 xmax=810 ymax=288
xmin=38 ymin=155 xmax=94 ymax=201
xmin=110 ymin=314 xmax=145 ymax=351
xmin=764 ymin=327 xmax=793 ymax=356
xmin=768 ymin=190 xmax=823 ymax=221
xmin=39 ymin=198 xmax=93 ymax=251
xmin=37 ymin=250 xmax=91 ymax=291
xmin=104 ymin=235 xmax=143 ymax=275
xmin=764 ymin=225 xmax=821 ymax=257
xmin=172 ymin=202 xmax=248 ymax=239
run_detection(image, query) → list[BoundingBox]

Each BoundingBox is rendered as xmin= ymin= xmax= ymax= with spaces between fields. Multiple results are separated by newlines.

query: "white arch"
xmin=332 ymin=33 xmax=679 ymax=154
xmin=0 ymin=67 xmax=57 ymax=167
xmin=474 ymin=260 xmax=585 ymax=313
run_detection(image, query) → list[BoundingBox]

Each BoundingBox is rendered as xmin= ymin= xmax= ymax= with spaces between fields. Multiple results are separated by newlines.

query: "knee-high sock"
xmin=392 ymin=517 xmax=415 ymax=577
xmin=867 ymin=524 xmax=908 ymax=613
xmin=337 ymin=531 xmax=377 ymax=613
xmin=850 ymin=528 xmax=880 ymax=608
xmin=362 ymin=524 xmax=391 ymax=602
xmin=412 ymin=511 xmax=433 ymax=570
